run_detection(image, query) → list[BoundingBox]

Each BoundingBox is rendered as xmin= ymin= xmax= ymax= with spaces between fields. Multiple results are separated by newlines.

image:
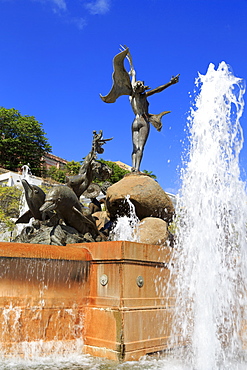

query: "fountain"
xmin=164 ymin=61 xmax=247 ymax=369
xmin=0 ymin=52 xmax=247 ymax=369
xmin=0 ymin=133 xmax=177 ymax=362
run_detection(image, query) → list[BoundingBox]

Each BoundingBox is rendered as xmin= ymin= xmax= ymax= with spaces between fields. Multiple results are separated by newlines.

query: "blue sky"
xmin=1 ymin=0 xmax=247 ymax=193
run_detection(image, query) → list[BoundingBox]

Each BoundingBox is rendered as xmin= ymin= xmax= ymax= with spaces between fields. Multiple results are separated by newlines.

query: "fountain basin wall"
xmin=0 ymin=241 xmax=176 ymax=361
xmin=0 ymin=242 xmax=91 ymax=357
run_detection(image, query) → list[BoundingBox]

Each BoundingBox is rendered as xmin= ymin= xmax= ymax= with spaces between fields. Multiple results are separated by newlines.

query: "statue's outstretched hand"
xmin=170 ymin=74 xmax=180 ymax=84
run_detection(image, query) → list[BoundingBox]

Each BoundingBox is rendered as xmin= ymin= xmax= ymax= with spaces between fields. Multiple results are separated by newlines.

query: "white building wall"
xmin=0 ymin=171 xmax=43 ymax=187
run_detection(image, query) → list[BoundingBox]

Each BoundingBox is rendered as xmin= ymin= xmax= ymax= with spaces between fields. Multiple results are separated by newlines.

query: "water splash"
xmin=110 ymin=195 xmax=140 ymax=241
xmin=15 ymin=165 xmax=35 ymax=238
xmin=0 ymin=258 xmax=87 ymax=359
xmin=168 ymin=62 xmax=247 ymax=369
xmin=18 ymin=165 xmax=33 ymax=220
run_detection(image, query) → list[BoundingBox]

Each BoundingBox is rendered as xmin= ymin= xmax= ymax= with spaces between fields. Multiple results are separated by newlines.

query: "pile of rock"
xmin=15 ymin=173 xmax=175 ymax=247
xmin=103 ymin=173 xmax=174 ymax=246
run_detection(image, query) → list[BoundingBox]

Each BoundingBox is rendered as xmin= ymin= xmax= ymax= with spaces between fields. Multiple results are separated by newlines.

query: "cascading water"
xmin=110 ymin=195 xmax=140 ymax=242
xmin=167 ymin=62 xmax=247 ymax=369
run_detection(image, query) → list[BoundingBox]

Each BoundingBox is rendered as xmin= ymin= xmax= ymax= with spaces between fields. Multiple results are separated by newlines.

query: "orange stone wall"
xmin=71 ymin=241 xmax=176 ymax=361
xmin=0 ymin=241 xmax=177 ymax=361
xmin=0 ymin=242 xmax=91 ymax=357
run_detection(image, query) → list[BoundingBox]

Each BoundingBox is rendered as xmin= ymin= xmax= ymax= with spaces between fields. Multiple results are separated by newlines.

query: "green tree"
xmin=46 ymin=160 xmax=81 ymax=183
xmin=142 ymin=169 xmax=157 ymax=180
xmin=65 ymin=160 xmax=81 ymax=176
xmin=0 ymin=107 xmax=52 ymax=176
xmin=0 ymin=186 xmax=22 ymax=231
xmin=46 ymin=166 xmax=66 ymax=183
xmin=46 ymin=159 xmax=130 ymax=185
xmin=98 ymin=159 xmax=130 ymax=184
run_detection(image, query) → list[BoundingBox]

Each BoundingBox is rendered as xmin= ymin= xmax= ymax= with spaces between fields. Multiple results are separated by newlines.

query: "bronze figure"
xmin=66 ymin=130 xmax=112 ymax=198
xmin=16 ymin=180 xmax=46 ymax=223
xmin=40 ymin=185 xmax=99 ymax=237
xmin=100 ymin=46 xmax=179 ymax=172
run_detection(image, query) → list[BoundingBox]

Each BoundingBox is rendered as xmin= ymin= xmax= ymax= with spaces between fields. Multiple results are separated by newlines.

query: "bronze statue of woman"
xmin=100 ymin=46 xmax=179 ymax=172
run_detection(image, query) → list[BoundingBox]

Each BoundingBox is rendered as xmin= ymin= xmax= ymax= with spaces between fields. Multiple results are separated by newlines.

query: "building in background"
xmin=42 ymin=153 xmax=68 ymax=170
xmin=0 ymin=170 xmax=43 ymax=187
xmin=114 ymin=161 xmax=132 ymax=172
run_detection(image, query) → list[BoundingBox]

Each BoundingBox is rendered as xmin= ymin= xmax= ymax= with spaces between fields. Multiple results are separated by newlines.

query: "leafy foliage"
xmin=46 ymin=166 xmax=66 ymax=183
xmin=46 ymin=160 xmax=82 ymax=183
xmin=0 ymin=107 xmax=52 ymax=176
xmin=98 ymin=159 xmax=130 ymax=184
xmin=46 ymin=159 xmax=130 ymax=185
xmin=142 ymin=169 xmax=157 ymax=180
xmin=65 ymin=160 xmax=82 ymax=176
xmin=0 ymin=186 xmax=22 ymax=230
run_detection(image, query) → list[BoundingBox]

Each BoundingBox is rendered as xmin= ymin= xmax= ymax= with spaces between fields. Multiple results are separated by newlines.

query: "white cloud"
xmin=69 ymin=17 xmax=87 ymax=30
xmin=31 ymin=0 xmax=88 ymax=30
xmin=33 ymin=0 xmax=67 ymax=11
xmin=85 ymin=0 xmax=110 ymax=15
xmin=3 ymin=0 xmax=110 ymax=30
xmin=52 ymin=0 xmax=67 ymax=11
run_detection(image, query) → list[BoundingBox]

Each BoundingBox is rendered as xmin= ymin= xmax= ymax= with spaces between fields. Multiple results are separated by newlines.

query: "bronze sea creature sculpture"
xmin=66 ymin=130 xmax=112 ymax=198
xmin=16 ymin=180 xmax=46 ymax=223
xmin=40 ymin=185 xmax=99 ymax=237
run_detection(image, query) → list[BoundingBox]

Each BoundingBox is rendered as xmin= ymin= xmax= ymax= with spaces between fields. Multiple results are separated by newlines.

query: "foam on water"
xmin=0 ymin=354 xmax=199 ymax=370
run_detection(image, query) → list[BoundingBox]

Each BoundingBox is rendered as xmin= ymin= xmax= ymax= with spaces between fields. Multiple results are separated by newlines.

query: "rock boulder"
xmin=106 ymin=173 xmax=175 ymax=223
xmin=136 ymin=217 xmax=169 ymax=245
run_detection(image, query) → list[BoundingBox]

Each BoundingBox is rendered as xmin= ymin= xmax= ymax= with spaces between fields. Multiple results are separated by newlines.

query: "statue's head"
xmin=133 ymin=80 xmax=150 ymax=93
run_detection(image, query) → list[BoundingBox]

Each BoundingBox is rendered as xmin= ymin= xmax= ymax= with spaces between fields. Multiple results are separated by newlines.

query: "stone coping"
xmin=0 ymin=241 xmax=91 ymax=261
xmin=0 ymin=241 xmax=173 ymax=264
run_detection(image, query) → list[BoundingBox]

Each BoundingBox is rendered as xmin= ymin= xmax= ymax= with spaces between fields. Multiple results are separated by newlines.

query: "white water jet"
xmin=15 ymin=164 xmax=36 ymax=237
xmin=168 ymin=62 xmax=247 ymax=369
xmin=18 ymin=164 xmax=33 ymax=217
xmin=110 ymin=195 xmax=140 ymax=242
